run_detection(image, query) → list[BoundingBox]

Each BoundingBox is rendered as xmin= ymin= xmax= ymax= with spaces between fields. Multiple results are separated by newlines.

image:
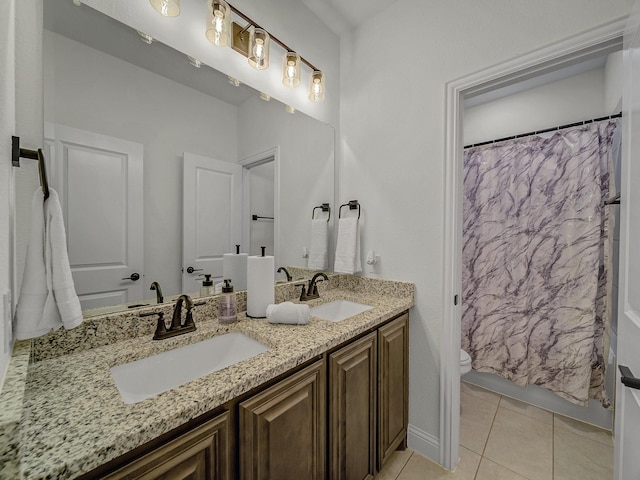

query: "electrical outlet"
xmin=3 ymin=290 xmax=12 ymax=354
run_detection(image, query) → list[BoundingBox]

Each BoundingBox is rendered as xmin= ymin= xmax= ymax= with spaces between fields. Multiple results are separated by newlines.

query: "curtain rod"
xmin=464 ymin=112 xmax=622 ymax=149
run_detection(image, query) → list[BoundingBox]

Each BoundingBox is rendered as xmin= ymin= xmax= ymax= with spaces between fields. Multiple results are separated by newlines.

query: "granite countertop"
xmin=0 ymin=276 xmax=414 ymax=480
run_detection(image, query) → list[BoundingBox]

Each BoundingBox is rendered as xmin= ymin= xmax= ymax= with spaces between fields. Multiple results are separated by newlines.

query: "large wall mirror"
xmin=24 ymin=0 xmax=334 ymax=317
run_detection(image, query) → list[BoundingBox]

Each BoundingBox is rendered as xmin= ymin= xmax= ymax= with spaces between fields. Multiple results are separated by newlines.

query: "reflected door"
xmin=45 ymin=123 xmax=144 ymax=310
xmin=182 ymin=153 xmax=242 ymax=294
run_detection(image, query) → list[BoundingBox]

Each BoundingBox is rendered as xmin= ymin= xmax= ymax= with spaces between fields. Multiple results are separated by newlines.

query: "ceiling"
xmin=301 ymin=0 xmax=400 ymax=36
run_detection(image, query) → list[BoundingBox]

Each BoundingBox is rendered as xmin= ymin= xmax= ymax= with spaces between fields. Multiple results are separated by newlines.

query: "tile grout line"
xmin=393 ymin=451 xmax=413 ymax=480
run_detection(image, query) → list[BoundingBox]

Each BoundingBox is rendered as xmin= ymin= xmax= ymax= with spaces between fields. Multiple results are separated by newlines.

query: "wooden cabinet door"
xmin=378 ymin=313 xmax=409 ymax=469
xmin=102 ymin=411 xmax=230 ymax=480
xmin=239 ymin=359 xmax=326 ymax=480
xmin=329 ymin=331 xmax=377 ymax=480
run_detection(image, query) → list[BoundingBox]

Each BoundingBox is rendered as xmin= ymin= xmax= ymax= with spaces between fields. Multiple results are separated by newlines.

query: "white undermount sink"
xmin=110 ymin=332 xmax=269 ymax=404
xmin=310 ymin=300 xmax=374 ymax=322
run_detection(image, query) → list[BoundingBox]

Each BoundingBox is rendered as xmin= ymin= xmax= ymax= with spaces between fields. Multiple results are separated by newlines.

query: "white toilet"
xmin=460 ymin=349 xmax=472 ymax=376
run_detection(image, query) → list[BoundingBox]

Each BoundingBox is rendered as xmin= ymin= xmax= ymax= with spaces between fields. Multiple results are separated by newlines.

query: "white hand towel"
xmin=308 ymin=219 xmax=328 ymax=270
xmin=15 ymin=189 xmax=83 ymax=339
xmin=333 ymin=217 xmax=361 ymax=274
xmin=266 ymin=302 xmax=310 ymax=325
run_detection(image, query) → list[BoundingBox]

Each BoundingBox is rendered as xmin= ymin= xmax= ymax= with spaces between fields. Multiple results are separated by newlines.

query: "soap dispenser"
xmin=199 ymin=274 xmax=215 ymax=297
xmin=219 ymin=279 xmax=237 ymax=324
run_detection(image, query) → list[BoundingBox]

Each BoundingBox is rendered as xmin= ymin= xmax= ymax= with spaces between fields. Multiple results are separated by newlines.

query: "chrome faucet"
xmin=277 ymin=267 xmax=292 ymax=282
xmin=142 ymin=294 xmax=197 ymax=340
xmin=296 ymin=272 xmax=329 ymax=301
xmin=150 ymin=281 xmax=164 ymax=304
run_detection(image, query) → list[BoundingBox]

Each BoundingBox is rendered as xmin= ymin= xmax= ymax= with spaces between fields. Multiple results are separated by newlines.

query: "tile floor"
xmin=375 ymin=381 xmax=614 ymax=480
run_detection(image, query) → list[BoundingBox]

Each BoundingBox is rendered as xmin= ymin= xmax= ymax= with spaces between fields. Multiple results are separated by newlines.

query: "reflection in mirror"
xmin=36 ymin=0 xmax=334 ymax=317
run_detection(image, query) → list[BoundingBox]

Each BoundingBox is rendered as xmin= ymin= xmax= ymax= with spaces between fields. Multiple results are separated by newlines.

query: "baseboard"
xmin=407 ymin=423 xmax=440 ymax=465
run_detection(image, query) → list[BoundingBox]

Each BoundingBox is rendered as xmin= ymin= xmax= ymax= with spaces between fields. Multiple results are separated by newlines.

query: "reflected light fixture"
xmin=248 ymin=28 xmax=270 ymax=70
xmin=149 ymin=0 xmax=180 ymax=17
xmin=282 ymin=52 xmax=301 ymax=88
xmin=228 ymin=76 xmax=241 ymax=87
xmin=309 ymin=71 xmax=325 ymax=103
xmin=285 ymin=105 xmax=296 ymax=114
xmin=259 ymin=92 xmax=271 ymax=101
xmin=206 ymin=0 xmax=231 ymax=47
xmin=187 ymin=56 xmax=204 ymax=68
xmin=137 ymin=31 xmax=155 ymax=44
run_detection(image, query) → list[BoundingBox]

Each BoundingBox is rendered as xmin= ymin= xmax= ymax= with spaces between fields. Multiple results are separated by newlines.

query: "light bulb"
xmin=149 ymin=0 xmax=180 ymax=17
xmin=248 ymin=28 xmax=270 ymax=70
xmin=282 ymin=52 xmax=301 ymax=88
xmin=308 ymin=71 xmax=325 ymax=102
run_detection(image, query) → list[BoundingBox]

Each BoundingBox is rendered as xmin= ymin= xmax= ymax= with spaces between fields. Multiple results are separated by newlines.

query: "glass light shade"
xmin=149 ymin=0 xmax=180 ymax=17
xmin=308 ymin=71 xmax=325 ymax=102
xmin=282 ymin=52 xmax=301 ymax=88
xmin=205 ymin=0 xmax=231 ymax=47
xmin=248 ymin=28 xmax=270 ymax=70
xmin=285 ymin=105 xmax=296 ymax=114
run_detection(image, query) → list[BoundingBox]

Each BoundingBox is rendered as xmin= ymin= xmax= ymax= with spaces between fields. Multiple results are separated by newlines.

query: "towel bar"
xmin=338 ymin=200 xmax=360 ymax=219
xmin=312 ymin=203 xmax=331 ymax=222
xmin=11 ymin=136 xmax=50 ymax=200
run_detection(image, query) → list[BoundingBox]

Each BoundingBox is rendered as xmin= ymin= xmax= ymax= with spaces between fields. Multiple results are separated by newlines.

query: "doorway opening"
xmin=441 ymin=18 xmax=626 ymax=470
xmin=240 ymin=146 xmax=280 ymax=261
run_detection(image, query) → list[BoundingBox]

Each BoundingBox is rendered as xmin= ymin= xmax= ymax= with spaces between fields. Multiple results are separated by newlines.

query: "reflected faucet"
xmin=277 ymin=267 xmax=292 ymax=282
xmin=296 ymin=272 xmax=329 ymax=301
xmin=150 ymin=281 xmax=164 ymax=304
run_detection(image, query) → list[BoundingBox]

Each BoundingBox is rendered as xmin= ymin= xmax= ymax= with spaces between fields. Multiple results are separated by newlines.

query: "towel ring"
xmin=339 ymin=200 xmax=360 ymax=219
xmin=312 ymin=203 xmax=331 ymax=222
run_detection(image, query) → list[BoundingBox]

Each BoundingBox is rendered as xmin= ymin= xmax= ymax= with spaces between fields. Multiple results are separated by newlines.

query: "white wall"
xmin=45 ymin=31 xmax=238 ymax=298
xmin=238 ymin=95 xmax=335 ymax=270
xmin=464 ymin=67 xmax=607 ymax=146
xmin=339 ymin=0 xmax=633 ymax=461
xmin=1 ymin=0 xmax=43 ymax=388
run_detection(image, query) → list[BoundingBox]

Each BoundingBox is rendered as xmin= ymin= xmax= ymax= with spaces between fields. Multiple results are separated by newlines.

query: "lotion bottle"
xmin=219 ymin=279 xmax=237 ymax=324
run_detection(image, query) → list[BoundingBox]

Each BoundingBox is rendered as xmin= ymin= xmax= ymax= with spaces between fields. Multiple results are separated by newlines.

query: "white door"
xmin=615 ymin=5 xmax=640 ymax=478
xmin=182 ymin=153 xmax=242 ymax=294
xmin=45 ymin=123 xmax=144 ymax=310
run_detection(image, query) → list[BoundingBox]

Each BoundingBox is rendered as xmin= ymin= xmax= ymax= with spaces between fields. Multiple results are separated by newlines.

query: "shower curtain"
xmin=461 ymin=120 xmax=617 ymax=408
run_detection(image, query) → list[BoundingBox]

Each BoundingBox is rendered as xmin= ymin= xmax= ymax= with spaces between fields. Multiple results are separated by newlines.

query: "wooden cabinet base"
xmin=101 ymin=411 xmax=230 ymax=480
xmin=378 ymin=313 xmax=409 ymax=470
xmin=239 ymin=359 xmax=326 ymax=480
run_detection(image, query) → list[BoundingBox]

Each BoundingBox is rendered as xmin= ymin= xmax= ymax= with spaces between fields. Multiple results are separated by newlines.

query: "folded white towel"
xmin=333 ymin=217 xmax=361 ymax=274
xmin=308 ymin=219 xmax=328 ymax=270
xmin=15 ymin=189 xmax=83 ymax=340
xmin=266 ymin=302 xmax=310 ymax=325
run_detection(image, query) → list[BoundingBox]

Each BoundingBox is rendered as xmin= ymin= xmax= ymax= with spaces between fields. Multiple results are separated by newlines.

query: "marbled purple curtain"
xmin=462 ymin=120 xmax=617 ymax=407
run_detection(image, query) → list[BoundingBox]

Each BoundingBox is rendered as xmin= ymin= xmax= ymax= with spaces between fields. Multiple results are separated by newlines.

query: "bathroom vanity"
xmin=0 ymin=276 xmax=413 ymax=480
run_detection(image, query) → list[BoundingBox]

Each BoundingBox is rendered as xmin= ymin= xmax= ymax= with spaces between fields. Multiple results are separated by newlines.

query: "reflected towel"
xmin=266 ymin=302 xmax=310 ymax=325
xmin=308 ymin=219 xmax=328 ymax=270
xmin=15 ymin=189 xmax=83 ymax=340
xmin=333 ymin=217 xmax=361 ymax=274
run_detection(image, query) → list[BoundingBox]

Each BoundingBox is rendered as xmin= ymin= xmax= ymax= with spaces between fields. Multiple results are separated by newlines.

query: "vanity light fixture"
xmin=259 ymin=92 xmax=271 ymax=101
xmin=149 ymin=0 xmax=180 ymax=17
xmin=309 ymin=70 xmax=325 ymax=103
xmin=207 ymin=1 xmax=325 ymax=101
xmin=285 ymin=105 xmax=296 ymax=114
xmin=282 ymin=52 xmax=301 ymax=88
xmin=248 ymin=28 xmax=270 ymax=70
xmin=137 ymin=31 xmax=155 ymax=44
xmin=227 ymin=76 xmax=241 ymax=87
xmin=205 ymin=0 xmax=231 ymax=47
xmin=72 ymin=0 xmax=82 ymax=6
